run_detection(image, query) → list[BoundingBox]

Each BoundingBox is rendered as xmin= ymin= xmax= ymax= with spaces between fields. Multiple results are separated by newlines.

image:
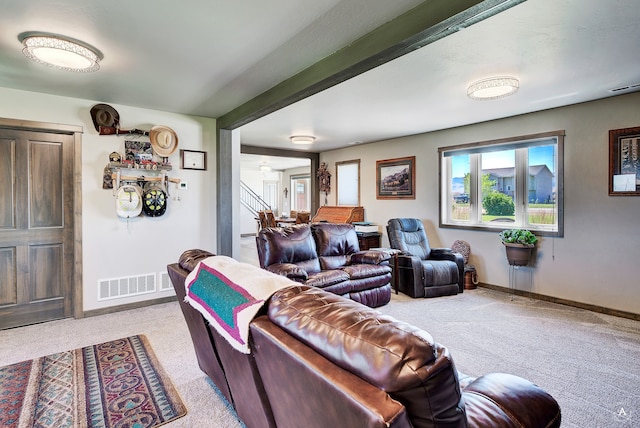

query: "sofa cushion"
xmin=268 ymin=285 xmax=465 ymax=427
xmin=304 ymin=269 xmax=350 ymax=288
xmin=341 ymin=263 xmax=391 ymax=280
xmin=312 ymin=223 xmax=360 ymax=270
xmin=256 ymin=224 xmax=321 ymax=273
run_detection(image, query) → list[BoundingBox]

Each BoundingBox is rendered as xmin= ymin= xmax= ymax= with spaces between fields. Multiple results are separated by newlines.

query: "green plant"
xmin=483 ymin=192 xmax=515 ymax=216
xmin=499 ymin=228 xmax=537 ymax=246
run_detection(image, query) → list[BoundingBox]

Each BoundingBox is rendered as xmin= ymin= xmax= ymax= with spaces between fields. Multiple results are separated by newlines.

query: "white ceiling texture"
xmin=1 ymin=0 xmax=639 ymax=170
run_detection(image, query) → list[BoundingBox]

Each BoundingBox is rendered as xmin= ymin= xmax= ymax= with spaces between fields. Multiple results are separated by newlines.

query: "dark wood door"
xmin=0 ymin=128 xmax=74 ymax=329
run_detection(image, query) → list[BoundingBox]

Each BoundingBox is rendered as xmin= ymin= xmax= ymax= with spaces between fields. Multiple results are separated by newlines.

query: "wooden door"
xmin=0 ymin=128 xmax=75 ymax=329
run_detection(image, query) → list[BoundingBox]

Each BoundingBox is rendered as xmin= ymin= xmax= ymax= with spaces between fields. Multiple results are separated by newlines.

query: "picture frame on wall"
xmin=609 ymin=126 xmax=640 ymax=195
xmin=180 ymin=149 xmax=207 ymax=170
xmin=376 ymin=156 xmax=415 ymax=199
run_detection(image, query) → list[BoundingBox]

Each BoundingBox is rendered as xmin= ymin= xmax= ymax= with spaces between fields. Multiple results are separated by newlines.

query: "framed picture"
xmin=609 ymin=126 xmax=640 ymax=195
xmin=376 ymin=156 xmax=415 ymax=199
xmin=181 ymin=149 xmax=207 ymax=170
xmin=124 ymin=140 xmax=152 ymax=164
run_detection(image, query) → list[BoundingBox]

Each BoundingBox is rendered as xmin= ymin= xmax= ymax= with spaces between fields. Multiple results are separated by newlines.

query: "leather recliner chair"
xmin=387 ymin=218 xmax=463 ymax=298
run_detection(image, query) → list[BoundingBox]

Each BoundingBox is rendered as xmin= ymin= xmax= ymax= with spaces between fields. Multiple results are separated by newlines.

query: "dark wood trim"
xmin=478 ymin=283 xmax=640 ymax=321
xmin=217 ymin=128 xmax=234 ymax=256
xmin=218 ymin=0 xmax=525 ymax=130
xmin=82 ymin=296 xmax=177 ymax=318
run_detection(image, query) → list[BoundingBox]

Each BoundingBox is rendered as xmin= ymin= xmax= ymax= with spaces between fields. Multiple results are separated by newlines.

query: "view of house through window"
xmin=290 ymin=175 xmax=311 ymax=212
xmin=440 ymin=131 xmax=564 ymax=236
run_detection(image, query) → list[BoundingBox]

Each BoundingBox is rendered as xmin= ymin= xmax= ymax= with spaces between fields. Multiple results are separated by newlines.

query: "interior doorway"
xmin=0 ymin=119 xmax=81 ymax=329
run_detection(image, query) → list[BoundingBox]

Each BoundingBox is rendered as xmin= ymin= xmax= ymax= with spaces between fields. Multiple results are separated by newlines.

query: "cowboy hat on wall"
xmin=149 ymin=125 xmax=178 ymax=157
xmin=90 ymin=103 xmax=120 ymax=131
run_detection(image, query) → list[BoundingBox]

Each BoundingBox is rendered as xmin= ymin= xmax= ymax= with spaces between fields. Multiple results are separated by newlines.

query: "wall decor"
xmin=317 ymin=161 xmax=331 ymax=205
xmin=609 ymin=126 xmax=640 ymax=195
xmin=125 ymin=140 xmax=152 ymax=163
xmin=181 ymin=149 xmax=207 ymax=170
xmin=376 ymin=156 xmax=415 ymax=199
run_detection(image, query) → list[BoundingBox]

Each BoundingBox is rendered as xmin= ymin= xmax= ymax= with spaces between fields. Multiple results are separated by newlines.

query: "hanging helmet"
xmin=142 ymin=182 xmax=167 ymax=217
xmin=115 ymin=184 xmax=143 ymax=218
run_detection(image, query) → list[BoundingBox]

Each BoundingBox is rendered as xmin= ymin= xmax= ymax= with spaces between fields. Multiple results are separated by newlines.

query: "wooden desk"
xmin=312 ymin=206 xmax=364 ymax=223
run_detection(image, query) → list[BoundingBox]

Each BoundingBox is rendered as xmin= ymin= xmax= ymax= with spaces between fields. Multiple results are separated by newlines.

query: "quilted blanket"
xmin=184 ymin=255 xmax=294 ymax=353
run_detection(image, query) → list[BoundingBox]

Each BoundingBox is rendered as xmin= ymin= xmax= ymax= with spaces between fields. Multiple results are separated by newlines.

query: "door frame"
xmin=0 ymin=117 xmax=83 ymax=319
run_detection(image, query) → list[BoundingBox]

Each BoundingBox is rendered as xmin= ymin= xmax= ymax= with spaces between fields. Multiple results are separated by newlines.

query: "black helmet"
xmin=142 ymin=182 xmax=167 ymax=217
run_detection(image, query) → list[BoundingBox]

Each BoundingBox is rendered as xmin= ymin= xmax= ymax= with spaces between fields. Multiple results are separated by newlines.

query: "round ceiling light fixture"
xmin=467 ymin=76 xmax=519 ymax=100
xmin=290 ymin=136 xmax=315 ymax=145
xmin=19 ymin=32 xmax=102 ymax=72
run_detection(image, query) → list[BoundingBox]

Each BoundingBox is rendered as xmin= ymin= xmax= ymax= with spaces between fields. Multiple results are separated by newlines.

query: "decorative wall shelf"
xmin=108 ymin=161 xmax=172 ymax=171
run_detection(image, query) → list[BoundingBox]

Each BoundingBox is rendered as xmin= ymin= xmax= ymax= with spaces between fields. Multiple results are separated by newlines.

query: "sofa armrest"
xmin=350 ymin=250 xmax=391 ymax=265
xmin=266 ymin=263 xmax=308 ymax=281
xmin=178 ymin=249 xmax=216 ymax=272
xmin=462 ymin=373 xmax=561 ymax=428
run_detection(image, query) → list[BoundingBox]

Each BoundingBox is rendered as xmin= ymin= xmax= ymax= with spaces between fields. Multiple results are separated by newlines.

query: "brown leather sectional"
xmin=168 ymin=249 xmax=561 ymax=428
xmin=256 ymin=222 xmax=392 ymax=308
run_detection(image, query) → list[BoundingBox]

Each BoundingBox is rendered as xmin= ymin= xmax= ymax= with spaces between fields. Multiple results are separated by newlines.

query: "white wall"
xmin=320 ymin=92 xmax=640 ymax=315
xmin=0 ymin=87 xmax=217 ymax=311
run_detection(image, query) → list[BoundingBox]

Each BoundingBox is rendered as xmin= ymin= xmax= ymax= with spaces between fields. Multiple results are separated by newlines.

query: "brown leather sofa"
xmin=256 ymin=222 xmax=392 ymax=308
xmin=168 ymin=249 xmax=561 ymax=428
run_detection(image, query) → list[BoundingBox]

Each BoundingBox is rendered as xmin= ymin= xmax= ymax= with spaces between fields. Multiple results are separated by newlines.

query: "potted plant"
xmin=499 ymin=229 xmax=537 ymax=266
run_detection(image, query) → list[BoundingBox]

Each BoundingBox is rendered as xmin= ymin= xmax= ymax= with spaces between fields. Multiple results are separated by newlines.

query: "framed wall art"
xmin=609 ymin=126 xmax=640 ymax=195
xmin=376 ymin=156 xmax=415 ymax=199
xmin=181 ymin=149 xmax=207 ymax=170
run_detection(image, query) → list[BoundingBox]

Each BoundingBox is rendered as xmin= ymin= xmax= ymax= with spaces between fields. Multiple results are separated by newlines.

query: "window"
xmin=336 ymin=159 xmax=360 ymax=205
xmin=290 ymin=175 xmax=310 ymax=212
xmin=439 ymin=131 xmax=564 ymax=236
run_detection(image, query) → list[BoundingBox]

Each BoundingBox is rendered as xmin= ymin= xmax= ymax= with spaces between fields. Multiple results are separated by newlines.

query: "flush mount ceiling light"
xmin=467 ymin=76 xmax=519 ymax=100
xmin=19 ymin=32 xmax=102 ymax=72
xmin=290 ymin=136 xmax=315 ymax=145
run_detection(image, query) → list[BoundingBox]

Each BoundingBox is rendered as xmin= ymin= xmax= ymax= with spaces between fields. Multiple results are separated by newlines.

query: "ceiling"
xmin=1 ymin=0 xmax=639 ymax=169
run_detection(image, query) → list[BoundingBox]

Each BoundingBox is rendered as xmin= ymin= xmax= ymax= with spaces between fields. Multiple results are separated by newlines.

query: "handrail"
xmin=240 ymin=180 xmax=270 ymax=216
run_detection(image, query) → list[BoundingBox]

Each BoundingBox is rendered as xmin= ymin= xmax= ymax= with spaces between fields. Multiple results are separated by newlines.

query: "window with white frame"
xmin=439 ymin=130 xmax=564 ymax=236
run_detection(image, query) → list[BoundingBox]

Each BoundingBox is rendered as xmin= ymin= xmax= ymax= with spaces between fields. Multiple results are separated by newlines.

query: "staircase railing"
xmin=241 ymin=180 xmax=270 ymax=217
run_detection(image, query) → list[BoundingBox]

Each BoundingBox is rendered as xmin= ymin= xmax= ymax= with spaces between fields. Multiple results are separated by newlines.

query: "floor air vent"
xmin=98 ymin=273 xmax=156 ymax=301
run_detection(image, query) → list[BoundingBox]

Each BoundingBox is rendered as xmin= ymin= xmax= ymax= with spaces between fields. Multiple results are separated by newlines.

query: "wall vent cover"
xmin=98 ymin=273 xmax=156 ymax=301
xmin=159 ymin=271 xmax=173 ymax=291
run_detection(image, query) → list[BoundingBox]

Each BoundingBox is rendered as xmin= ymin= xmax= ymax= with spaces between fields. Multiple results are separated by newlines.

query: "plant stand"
xmin=508 ymin=265 xmax=532 ymax=301
xmin=503 ymin=243 xmax=534 ymax=300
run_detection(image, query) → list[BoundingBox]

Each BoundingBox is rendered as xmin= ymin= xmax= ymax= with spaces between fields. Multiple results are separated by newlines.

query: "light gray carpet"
xmin=2 ymin=288 xmax=638 ymax=427
xmin=378 ymin=289 xmax=640 ymax=428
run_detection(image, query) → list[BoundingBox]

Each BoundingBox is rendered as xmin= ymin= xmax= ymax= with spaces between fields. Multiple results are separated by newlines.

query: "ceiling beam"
xmin=217 ymin=0 xmax=526 ymax=130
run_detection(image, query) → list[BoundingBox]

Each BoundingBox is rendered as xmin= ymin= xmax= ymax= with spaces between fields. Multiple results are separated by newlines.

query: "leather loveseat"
xmin=256 ymin=222 xmax=392 ymax=308
xmin=168 ymin=249 xmax=561 ymax=428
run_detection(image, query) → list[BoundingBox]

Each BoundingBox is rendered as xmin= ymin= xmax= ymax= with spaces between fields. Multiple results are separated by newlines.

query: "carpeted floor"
xmin=1 ymin=287 xmax=638 ymax=427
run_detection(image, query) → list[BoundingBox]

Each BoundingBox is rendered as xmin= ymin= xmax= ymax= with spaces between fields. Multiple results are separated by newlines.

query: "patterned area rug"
xmin=0 ymin=335 xmax=186 ymax=428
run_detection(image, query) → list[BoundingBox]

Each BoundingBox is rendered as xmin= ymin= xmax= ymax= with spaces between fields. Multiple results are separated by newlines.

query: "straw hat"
xmin=115 ymin=184 xmax=142 ymax=218
xmin=90 ymin=104 xmax=120 ymax=131
xmin=149 ymin=125 xmax=178 ymax=157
